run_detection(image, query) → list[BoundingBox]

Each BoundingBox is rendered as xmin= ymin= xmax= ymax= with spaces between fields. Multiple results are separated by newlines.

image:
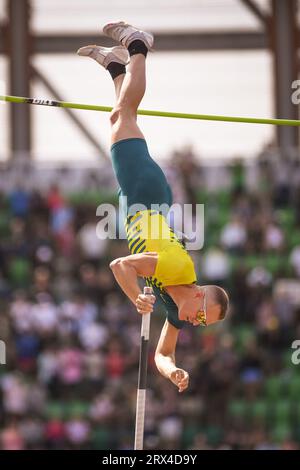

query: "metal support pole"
xmin=271 ymin=0 xmax=299 ymax=156
xmin=8 ymin=0 xmax=32 ymax=160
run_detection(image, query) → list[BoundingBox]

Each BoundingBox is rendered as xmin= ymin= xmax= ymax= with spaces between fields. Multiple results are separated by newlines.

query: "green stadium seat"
xmin=229 ymin=255 xmax=241 ymax=273
xmin=205 ymin=425 xmax=223 ymax=446
xmin=249 ymin=400 xmax=269 ymax=422
xmin=45 ymin=402 xmax=65 ymax=419
xmin=0 ymin=210 xmax=10 ymax=236
xmin=228 ymin=399 xmax=248 ymax=419
xmin=203 ymin=231 xmax=220 ymax=250
xmin=287 ymin=230 xmax=300 ymax=249
xmin=264 ymin=255 xmax=283 ymax=274
xmin=216 ymin=190 xmax=231 ymax=209
xmin=244 ymin=255 xmax=262 ymax=270
xmin=276 ymin=208 xmax=295 ymax=230
xmin=282 ymin=350 xmax=297 ymax=370
xmin=272 ymin=400 xmax=291 ymax=424
xmin=181 ymin=424 xmax=201 ymax=448
xmin=264 ymin=376 xmax=283 ymax=400
xmin=287 ymin=375 xmax=300 ymax=400
xmin=91 ymin=428 xmax=112 ymax=450
xmin=216 ymin=209 xmax=230 ymax=229
xmin=234 ymin=326 xmax=255 ymax=353
xmin=270 ymin=423 xmax=291 ymax=443
xmin=9 ymin=257 xmax=31 ymax=287
xmin=196 ymin=190 xmax=209 ymax=205
xmin=292 ymin=401 xmax=300 ymax=422
xmin=293 ymin=424 xmax=300 ymax=443
xmin=66 ymin=400 xmax=89 ymax=418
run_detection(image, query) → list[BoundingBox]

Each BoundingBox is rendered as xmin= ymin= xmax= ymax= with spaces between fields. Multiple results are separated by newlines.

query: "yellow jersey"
xmin=125 ymin=210 xmax=197 ymax=289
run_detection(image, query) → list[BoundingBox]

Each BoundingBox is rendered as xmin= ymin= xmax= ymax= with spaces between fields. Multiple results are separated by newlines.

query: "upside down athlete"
xmin=78 ymin=21 xmax=229 ymax=392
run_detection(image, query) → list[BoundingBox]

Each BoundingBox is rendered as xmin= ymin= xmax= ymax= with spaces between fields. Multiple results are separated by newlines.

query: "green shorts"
xmin=111 ymin=138 xmax=173 ymax=214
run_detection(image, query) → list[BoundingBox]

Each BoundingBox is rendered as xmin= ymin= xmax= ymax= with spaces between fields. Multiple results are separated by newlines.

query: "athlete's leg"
xmin=82 ymin=24 xmax=172 ymax=212
xmin=77 ymin=42 xmax=147 ymax=143
xmin=110 ymin=54 xmax=146 ymax=144
xmin=102 ymin=22 xmax=153 ymax=145
xmin=113 ymin=74 xmax=125 ymax=100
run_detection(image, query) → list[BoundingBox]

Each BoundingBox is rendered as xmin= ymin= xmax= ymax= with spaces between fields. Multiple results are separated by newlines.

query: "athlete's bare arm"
xmin=155 ymin=320 xmax=189 ymax=392
xmin=110 ymin=252 xmax=157 ymax=313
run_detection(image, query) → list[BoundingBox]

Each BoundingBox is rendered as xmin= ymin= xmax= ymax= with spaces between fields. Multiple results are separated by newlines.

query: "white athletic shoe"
xmin=76 ymin=45 xmax=129 ymax=68
xmin=103 ymin=21 xmax=154 ymax=51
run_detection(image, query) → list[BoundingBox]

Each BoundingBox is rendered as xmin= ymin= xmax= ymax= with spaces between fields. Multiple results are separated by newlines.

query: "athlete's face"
xmin=178 ymin=287 xmax=221 ymax=326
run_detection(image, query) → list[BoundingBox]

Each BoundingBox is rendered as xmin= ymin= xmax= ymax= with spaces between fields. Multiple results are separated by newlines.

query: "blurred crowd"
xmin=0 ymin=146 xmax=300 ymax=450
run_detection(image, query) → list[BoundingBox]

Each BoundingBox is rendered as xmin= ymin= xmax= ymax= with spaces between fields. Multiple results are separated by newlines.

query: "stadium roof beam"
xmin=239 ymin=0 xmax=299 ymax=153
xmin=270 ymin=0 xmax=299 ymax=154
xmin=240 ymin=0 xmax=271 ymax=27
xmin=0 ymin=31 xmax=268 ymax=54
xmin=8 ymin=0 xmax=32 ymax=160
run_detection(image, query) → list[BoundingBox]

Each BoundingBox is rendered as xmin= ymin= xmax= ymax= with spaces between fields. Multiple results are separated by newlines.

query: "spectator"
xmin=264 ymin=221 xmax=285 ymax=253
xmin=290 ymin=245 xmax=300 ymax=277
xmin=220 ymin=216 xmax=247 ymax=253
xmin=202 ymin=247 xmax=230 ymax=284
